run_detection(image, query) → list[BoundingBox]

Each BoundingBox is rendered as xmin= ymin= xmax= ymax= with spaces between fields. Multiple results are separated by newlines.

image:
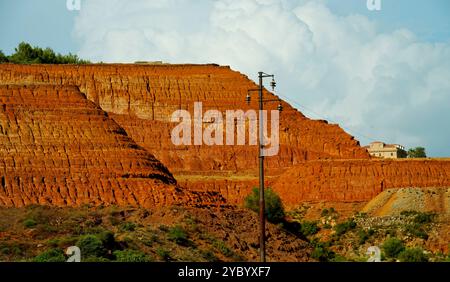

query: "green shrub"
xmin=213 ymin=240 xmax=233 ymax=258
xmin=2 ymin=42 xmax=90 ymax=64
xmin=200 ymin=249 xmax=218 ymax=262
xmin=168 ymin=225 xmax=189 ymax=245
xmin=156 ymin=247 xmax=171 ymax=261
xmin=0 ymin=50 xmax=8 ymax=63
xmin=400 ymin=211 xmax=434 ymax=224
xmin=244 ymin=187 xmax=285 ymax=223
xmin=405 ymin=224 xmax=428 ymax=239
xmin=119 ymin=222 xmax=136 ymax=232
xmin=321 ymin=208 xmax=336 ymax=217
xmin=311 ymin=241 xmax=335 ymax=262
xmin=334 ymin=219 xmax=356 ymax=236
xmin=77 ymin=235 xmax=107 ymax=258
xmin=33 ymin=248 xmax=66 ymax=262
xmin=382 ymin=238 xmax=405 ymax=258
xmin=113 ymin=250 xmax=151 ymax=262
xmin=300 ymin=221 xmax=319 ymax=236
xmin=82 ymin=256 xmax=111 ymax=262
xmin=398 ymin=248 xmax=428 ymax=262
xmin=23 ymin=219 xmax=37 ymax=228
xmin=357 ymin=230 xmax=369 ymax=244
xmin=413 ymin=213 xmax=434 ymax=224
xmin=97 ymin=231 xmax=117 ymax=250
xmin=357 ymin=229 xmax=374 ymax=244
xmin=321 ymin=209 xmax=330 ymax=217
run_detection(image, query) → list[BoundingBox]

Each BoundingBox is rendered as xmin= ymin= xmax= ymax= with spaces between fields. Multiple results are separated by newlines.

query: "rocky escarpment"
xmin=0 ymin=64 xmax=369 ymax=175
xmin=0 ymin=84 xmax=223 ymax=207
xmin=272 ymin=159 xmax=450 ymax=207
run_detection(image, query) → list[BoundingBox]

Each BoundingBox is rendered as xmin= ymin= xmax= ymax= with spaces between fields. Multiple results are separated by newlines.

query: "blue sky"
xmin=1 ymin=0 xmax=449 ymax=54
xmin=0 ymin=0 xmax=449 ymax=156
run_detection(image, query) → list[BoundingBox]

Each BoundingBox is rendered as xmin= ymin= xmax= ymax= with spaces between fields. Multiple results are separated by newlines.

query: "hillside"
xmin=0 ymin=84 xmax=222 ymax=207
xmin=273 ymin=159 xmax=450 ymax=209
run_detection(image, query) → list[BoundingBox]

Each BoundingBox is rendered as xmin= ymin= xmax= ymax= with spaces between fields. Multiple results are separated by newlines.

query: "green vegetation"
xmin=334 ymin=219 xmax=356 ymax=236
xmin=357 ymin=229 xmax=374 ymax=244
xmin=398 ymin=247 xmax=428 ymax=262
xmin=0 ymin=50 xmax=8 ymax=63
xmin=320 ymin=208 xmax=336 ymax=217
xmin=33 ymin=248 xmax=66 ymax=262
xmin=0 ymin=42 xmax=90 ymax=64
xmin=156 ymin=247 xmax=171 ymax=261
xmin=167 ymin=225 xmax=189 ymax=246
xmin=119 ymin=222 xmax=136 ymax=232
xmin=300 ymin=221 xmax=319 ymax=236
xmin=244 ymin=187 xmax=285 ymax=223
xmin=113 ymin=250 xmax=151 ymax=262
xmin=407 ymin=147 xmax=427 ymax=158
xmin=405 ymin=224 xmax=428 ymax=239
xmin=382 ymin=238 xmax=405 ymax=259
xmin=212 ymin=240 xmax=234 ymax=258
xmin=23 ymin=218 xmax=37 ymax=228
xmin=311 ymin=240 xmax=335 ymax=262
xmin=76 ymin=235 xmax=107 ymax=258
xmin=400 ymin=210 xmax=434 ymax=224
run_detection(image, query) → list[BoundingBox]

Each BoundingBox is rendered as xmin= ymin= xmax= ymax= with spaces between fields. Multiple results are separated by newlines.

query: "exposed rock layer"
xmin=0 ymin=84 xmax=222 ymax=207
xmin=0 ymin=64 xmax=369 ymax=175
xmin=272 ymin=159 xmax=450 ymax=206
xmin=1 ymin=64 xmax=449 ymax=210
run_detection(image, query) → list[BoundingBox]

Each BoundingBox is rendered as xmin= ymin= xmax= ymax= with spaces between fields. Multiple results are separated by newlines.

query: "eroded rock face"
xmin=0 ymin=84 xmax=223 ymax=207
xmin=2 ymin=63 xmax=448 ymax=211
xmin=0 ymin=64 xmax=369 ymax=175
xmin=272 ymin=159 xmax=450 ymax=207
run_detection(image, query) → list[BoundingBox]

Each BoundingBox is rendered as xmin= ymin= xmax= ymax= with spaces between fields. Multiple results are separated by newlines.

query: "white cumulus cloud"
xmin=73 ymin=0 xmax=450 ymax=157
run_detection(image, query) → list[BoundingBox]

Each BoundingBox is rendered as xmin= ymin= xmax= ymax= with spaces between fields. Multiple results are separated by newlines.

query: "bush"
xmin=244 ymin=187 xmax=285 ymax=223
xmin=398 ymin=248 xmax=428 ymax=262
xmin=156 ymin=247 xmax=171 ymax=261
xmin=300 ymin=221 xmax=319 ymax=236
xmin=334 ymin=219 xmax=356 ymax=236
xmin=407 ymin=147 xmax=426 ymax=158
xmin=382 ymin=238 xmax=405 ymax=258
xmin=119 ymin=222 xmax=136 ymax=232
xmin=213 ymin=240 xmax=233 ymax=258
xmin=82 ymin=256 xmax=110 ymax=262
xmin=1 ymin=42 xmax=90 ymax=64
xmin=97 ymin=231 xmax=117 ymax=250
xmin=201 ymin=250 xmax=218 ymax=262
xmin=34 ymin=248 xmax=66 ymax=262
xmin=0 ymin=50 xmax=8 ymax=63
xmin=405 ymin=224 xmax=428 ymax=239
xmin=113 ymin=250 xmax=151 ymax=262
xmin=168 ymin=225 xmax=189 ymax=245
xmin=311 ymin=240 xmax=335 ymax=262
xmin=400 ymin=211 xmax=434 ymax=224
xmin=76 ymin=235 xmax=107 ymax=258
xmin=413 ymin=213 xmax=434 ymax=224
xmin=23 ymin=219 xmax=37 ymax=228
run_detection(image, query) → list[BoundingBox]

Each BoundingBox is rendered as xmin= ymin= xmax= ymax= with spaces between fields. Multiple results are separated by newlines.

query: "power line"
xmin=276 ymin=93 xmax=380 ymax=144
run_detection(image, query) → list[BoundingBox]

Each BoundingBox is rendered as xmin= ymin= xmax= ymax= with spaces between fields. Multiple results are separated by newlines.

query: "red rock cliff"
xmin=0 ymin=84 xmax=222 ymax=207
xmin=0 ymin=64 xmax=369 ymax=176
xmin=272 ymin=159 xmax=450 ymax=207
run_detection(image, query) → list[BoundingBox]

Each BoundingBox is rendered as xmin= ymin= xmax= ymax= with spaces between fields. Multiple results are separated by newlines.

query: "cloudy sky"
xmin=1 ymin=0 xmax=449 ymax=156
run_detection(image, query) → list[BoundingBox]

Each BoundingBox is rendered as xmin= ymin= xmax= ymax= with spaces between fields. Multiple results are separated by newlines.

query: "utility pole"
xmin=258 ymin=71 xmax=266 ymax=263
xmin=247 ymin=72 xmax=281 ymax=263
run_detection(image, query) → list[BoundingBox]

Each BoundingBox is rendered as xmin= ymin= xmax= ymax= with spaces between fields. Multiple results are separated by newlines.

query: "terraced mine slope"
xmin=0 ymin=84 xmax=221 ymax=207
xmin=273 ymin=159 xmax=450 ymax=207
xmin=1 ymin=63 xmax=450 ymax=210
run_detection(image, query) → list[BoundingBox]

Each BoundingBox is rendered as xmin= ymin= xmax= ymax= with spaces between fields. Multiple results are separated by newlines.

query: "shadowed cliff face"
xmin=0 ymin=84 xmax=223 ymax=207
xmin=0 ymin=64 xmax=370 ymax=176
